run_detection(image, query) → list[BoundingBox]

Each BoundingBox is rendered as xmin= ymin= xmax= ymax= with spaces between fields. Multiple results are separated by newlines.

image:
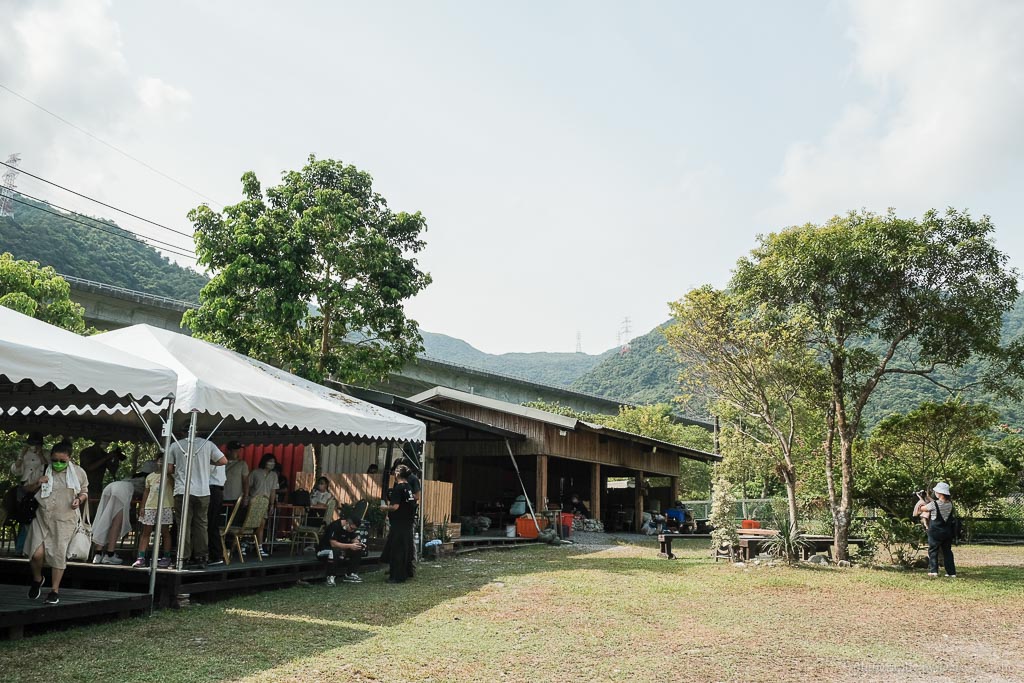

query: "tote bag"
xmin=67 ymin=504 xmax=93 ymax=561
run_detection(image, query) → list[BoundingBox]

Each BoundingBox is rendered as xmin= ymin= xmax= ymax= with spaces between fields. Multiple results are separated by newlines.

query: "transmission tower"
xmin=617 ymin=317 xmax=632 ymax=355
xmin=0 ymin=153 xmax=21 ymax=218
xmin=575 ymin=331 xmax=582 ymax=354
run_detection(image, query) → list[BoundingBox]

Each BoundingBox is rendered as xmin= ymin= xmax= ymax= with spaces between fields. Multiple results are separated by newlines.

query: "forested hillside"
xmin=573 ymin=304 xmax=1024 ymax=428
xmin=420 ymin=330 xmax=614 ymax=387
xmin=0 ymin=194 xmax=208 ymax=301
xmin=570 ymin=323 xmax=678 ymax=404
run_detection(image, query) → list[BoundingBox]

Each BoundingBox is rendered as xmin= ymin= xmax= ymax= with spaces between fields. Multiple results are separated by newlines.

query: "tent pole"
xmin=149 ymin=398 xmax=175 ymax=611
xmin=505 ymin=439 xmax=542 ymax=534
xmin=175 ymin=411 xmax=198 ymax=570
xmin=130 ymin=401 xmax=165 ymax=449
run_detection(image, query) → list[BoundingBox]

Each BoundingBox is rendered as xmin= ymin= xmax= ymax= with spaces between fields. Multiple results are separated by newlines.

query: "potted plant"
xmin=439 ymin=517 xmax=455 ymax=556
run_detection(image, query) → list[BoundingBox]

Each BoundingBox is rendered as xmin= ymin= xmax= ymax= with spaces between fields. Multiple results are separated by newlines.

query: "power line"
xmin=11 ymin=188 xmax=195 ymax=255
xmin=0 ymin=159 xmax=194 ymax=239
xmin=6 ymin=195 xmax=198 ymax=261
xmin=0 ymin=81 xmax=224 ymax=208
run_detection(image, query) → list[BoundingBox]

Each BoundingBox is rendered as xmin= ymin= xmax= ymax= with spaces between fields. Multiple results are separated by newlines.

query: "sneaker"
xmin=43 ymin=591 xmax=60 ymax=605
xmin=946 ymin=574 xmax=957 ymax=578
xmin=157 ymin=557 xmax=172 ymax=569
xmin=261 ymin=545 xmax=271 ymax=557
xmin=325 ymin=575 xmax=336 ymax=586
xmin=927 ymin=572 xmax=939 ymax=577
xmin=101 ymin=554 xmax=124 ymax=565
xmin=28 ymin=578 xmax=45 ymax=600
xmin=342 ymin=573 xmax=362 ymax=583
xmin=92 ymin=554 xmax=102 ymax=564
xmin=132 ymin=558 xmax=147 ymax=568
xmin=209 ymin=559 xmax=225 ymax=567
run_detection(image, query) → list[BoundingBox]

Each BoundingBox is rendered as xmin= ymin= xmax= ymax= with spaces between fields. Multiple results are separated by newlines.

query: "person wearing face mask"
xmin=23 ymin=441 xmax=88 ymax=605
xmin=10 ymin=432 xmax=47 ymax=555
xmin=247 ymin=453 xmax=280 ymax=556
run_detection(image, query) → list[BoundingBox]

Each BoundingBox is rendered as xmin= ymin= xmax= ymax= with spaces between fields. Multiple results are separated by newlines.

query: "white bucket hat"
xmin=933 ymin=482 xmax=951 ymax=496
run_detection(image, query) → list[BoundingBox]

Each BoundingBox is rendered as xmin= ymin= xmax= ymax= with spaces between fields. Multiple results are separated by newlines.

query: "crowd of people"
xmin=7 ymin=434 xmax=425 ymax=602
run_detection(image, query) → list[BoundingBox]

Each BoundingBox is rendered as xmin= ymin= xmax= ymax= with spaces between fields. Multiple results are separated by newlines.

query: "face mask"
xmin=51 ymin=460 xmax=69 ymax=472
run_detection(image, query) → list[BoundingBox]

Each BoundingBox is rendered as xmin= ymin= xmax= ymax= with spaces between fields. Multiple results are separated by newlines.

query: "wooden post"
xmin=670 ymin=475 xmax=679 ymax=507
xmin=452 ymin=454 xmax=464 ymax=519
xmin=634 ymin=470 xmax=644 ymax=533
xmin=590 ymin=463 xmax=601 ymax=521
xmin=536 ymin=454 xmax=548 ymax=512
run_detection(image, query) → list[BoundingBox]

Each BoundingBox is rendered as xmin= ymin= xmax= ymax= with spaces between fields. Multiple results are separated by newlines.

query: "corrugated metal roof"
xmin=409 ymin=386 xmax=721 ymax=463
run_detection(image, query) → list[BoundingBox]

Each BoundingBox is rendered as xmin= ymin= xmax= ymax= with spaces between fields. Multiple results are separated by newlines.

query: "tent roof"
xmin=89 ymin=325 xmax=425 ymax=444
xmin=0 ymin=305 xmax=177 ymax=412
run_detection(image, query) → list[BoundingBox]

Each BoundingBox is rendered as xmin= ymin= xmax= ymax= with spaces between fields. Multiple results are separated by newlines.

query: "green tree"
xmin=666 ymin=286 xmax=824 ymax=534
xmin=185 ymin=155 xmax=432 ymax=384
xmin=730 ymin=209 xmax=1021 ymax=559
xmin=857 ymin=399 xmax=1024 ymax=516
xmin=0 ymin=252 xmax=85 ymax=332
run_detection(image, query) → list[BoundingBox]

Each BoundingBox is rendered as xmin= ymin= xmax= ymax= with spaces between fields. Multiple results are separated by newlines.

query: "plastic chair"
xmin=222 ymin=495 xmax=270 ymax=564
xmin=290 ymin=498 xmax=336 ymax=556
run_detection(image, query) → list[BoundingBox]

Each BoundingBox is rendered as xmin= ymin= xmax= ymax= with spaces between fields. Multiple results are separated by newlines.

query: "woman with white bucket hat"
xmin=913 ymin=482 xmax=958 ymax=578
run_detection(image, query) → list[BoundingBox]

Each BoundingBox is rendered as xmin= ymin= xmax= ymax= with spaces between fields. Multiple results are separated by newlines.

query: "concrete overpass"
xmin=63 ymin=275 xmax=712 ymax=427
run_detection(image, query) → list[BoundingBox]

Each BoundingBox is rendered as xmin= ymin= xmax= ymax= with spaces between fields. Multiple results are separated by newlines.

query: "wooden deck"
xmin=453 ymin=532 xmax=542 ymax=554
xmin=0 ymin=584 xmax=150 ymax=640
xmin=0 ymin=550 xmax=368 ymax=609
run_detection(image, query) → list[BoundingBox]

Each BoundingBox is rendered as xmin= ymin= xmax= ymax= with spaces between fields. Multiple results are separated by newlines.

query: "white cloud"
xmin=770 ymin=0 xmax=1024 ymax=224
xmin=0 ymin=0 xmax=196 ymax=257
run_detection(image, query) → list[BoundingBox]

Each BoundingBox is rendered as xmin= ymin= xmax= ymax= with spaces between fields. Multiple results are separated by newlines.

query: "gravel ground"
xmin=568 ymin=530 xmax=656 ymax=547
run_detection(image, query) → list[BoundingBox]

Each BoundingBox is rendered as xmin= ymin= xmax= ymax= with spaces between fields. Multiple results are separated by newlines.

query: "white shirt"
xmin=167 ymin=437 xmax=226 ymax=497
xmin=210 ymin=463 xmax=226 ymax=487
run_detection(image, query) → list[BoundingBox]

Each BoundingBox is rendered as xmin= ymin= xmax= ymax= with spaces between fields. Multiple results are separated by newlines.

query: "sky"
xmin=2 ymin=1 xmax=1024 ymax=355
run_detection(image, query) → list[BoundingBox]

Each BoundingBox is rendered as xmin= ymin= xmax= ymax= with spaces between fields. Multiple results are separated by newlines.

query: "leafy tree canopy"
xmin=185 ymin=155 xmax=432 ymax=384
xmin=856 ymin=399 xmax=1024 ymax=515
xmin=0 ymin=252 xmax=85 ymax=333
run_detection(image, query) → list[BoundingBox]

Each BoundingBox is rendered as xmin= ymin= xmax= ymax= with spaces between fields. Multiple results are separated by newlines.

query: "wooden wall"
xmin=293 ymin=471 xmax=452 ymax=528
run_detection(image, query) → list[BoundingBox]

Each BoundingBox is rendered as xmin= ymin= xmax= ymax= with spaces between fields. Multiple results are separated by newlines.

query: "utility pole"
xmin=0 ymin=153 xmax=21 ymax=218
xmin=575 ymin=331 xmax=582 ymax=354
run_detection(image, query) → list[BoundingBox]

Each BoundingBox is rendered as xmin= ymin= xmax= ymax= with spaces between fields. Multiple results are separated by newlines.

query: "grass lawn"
xmin=3 ymin=538 xmax=1022 ymax=682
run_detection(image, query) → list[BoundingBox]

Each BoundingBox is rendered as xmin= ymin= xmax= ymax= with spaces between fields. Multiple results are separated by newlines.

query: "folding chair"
xmin=290 ymin=498 xmax=336 ymax=556
xmin=223 ymin=495 xmax=270 ymax=564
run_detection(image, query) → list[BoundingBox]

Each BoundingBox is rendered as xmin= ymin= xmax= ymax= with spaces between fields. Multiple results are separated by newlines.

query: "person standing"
xmin=207 ymin=450 xmax=227 ymax=566
xmin=78 ymin=439 xmax=113 ymax=513
xmin=10 ymin=432 xmax=47 ymax=554
xmin=380 ymin=466 xmax=417 ymax=584
xmin=167 ymin=431 xmax=228 ymax=569
xmin=133 ymin=455 xmax=174 ymax=568
xmin=248 ymin=453 xmax=280 ymax=556
xmin=221 ymin=441 xmax=250 ymax=530
xmin=913 ymin=481 xmax=958 ymax=578
xmin=24 ymin=441 xmax=88 ymax=605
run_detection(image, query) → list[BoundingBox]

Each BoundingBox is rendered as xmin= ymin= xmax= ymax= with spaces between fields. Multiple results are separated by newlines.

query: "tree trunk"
xmin=783 ymin=466 xmax=799 ymax=536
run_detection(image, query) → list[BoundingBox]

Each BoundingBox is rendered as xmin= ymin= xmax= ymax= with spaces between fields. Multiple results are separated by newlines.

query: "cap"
xmin=227 ymin=441 xmax=243 ymax=450
xmin=140 ymin=460 xmax=158 ymax=474
xmin=933 ymin=482 xmax=951 ymax=496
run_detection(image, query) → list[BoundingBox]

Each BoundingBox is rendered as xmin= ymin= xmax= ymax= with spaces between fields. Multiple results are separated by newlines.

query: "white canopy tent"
xmin=90 ymin=325 xmax=426 ymax=444
xmin=0 ymin=305 xmax=177 ymax=414
xmin=88 ymin=324 xmax=425 ymax=570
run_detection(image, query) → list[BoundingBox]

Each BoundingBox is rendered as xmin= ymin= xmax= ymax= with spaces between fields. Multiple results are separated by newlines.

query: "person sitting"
xmin=318 ymin=514 xmax=366 ymax=585
xmin=665 ymin=501 xmax=689 ymax=531
xmin=563 ymin=494 xmax=590 ymax=518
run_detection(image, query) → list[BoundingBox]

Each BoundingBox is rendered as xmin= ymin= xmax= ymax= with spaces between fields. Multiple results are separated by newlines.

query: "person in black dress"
xmin=380 ymin=466 xmax=417 ymax=584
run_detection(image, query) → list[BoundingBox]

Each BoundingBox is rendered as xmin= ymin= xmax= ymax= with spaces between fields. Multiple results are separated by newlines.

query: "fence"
xmin=683 ymin=494 xmax=1024 ymax=538
xmin=294 ymin=472 xmax=453 ymax=528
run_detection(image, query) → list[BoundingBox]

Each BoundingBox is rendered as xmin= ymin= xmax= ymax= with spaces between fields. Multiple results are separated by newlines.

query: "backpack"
xmin=933 ymin=502 xmax=964 ymax=545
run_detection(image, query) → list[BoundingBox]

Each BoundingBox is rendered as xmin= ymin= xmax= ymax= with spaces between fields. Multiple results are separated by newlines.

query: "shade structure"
xmin=90 ymin=325 xmax=425 ymax=444
xmin=0 ymin=305 xmax=177 ymax=413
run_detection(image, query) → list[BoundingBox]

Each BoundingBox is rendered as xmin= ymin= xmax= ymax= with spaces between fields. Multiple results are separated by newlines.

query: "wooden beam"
xmin=634 ymin=470 xmax=644 ymax=533
xmin=453 ymin=454 xmax=464 ymax=517
xmin=670 ymin=475 xmax=679 ymax=506
xmin=535 ymin=454 xmax=548 ymax=511
xmin=590 ymin=463 xmax=601 ymax=521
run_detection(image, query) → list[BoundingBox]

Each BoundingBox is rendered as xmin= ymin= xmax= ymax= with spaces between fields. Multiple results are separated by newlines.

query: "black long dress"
xmin=382 ymin=482 xmax=417 ymax=583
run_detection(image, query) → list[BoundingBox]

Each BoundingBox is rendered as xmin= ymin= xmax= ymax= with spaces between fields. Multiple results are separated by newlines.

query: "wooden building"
xmin=409 ymin=387 xmax=720 ymax=531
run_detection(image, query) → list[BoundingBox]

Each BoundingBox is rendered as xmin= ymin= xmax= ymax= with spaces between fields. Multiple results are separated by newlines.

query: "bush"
xmin=865 ymin=516 xmax=925 ymax=568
